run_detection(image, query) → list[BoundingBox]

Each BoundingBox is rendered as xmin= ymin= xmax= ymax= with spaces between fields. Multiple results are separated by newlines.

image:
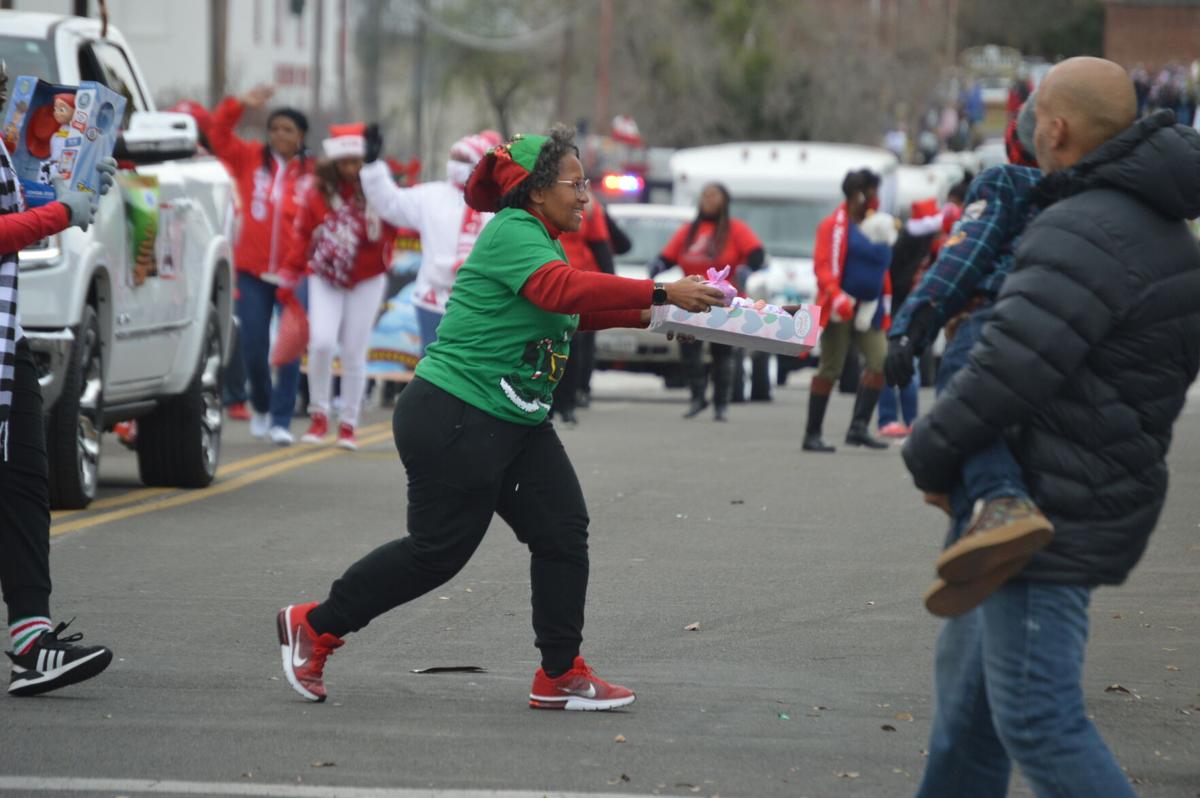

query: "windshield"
xmin=729 ymin=198 xmax=837 ymax=258
xmin=612 ymin=214 xmax=689 ymax=266
xmin=0 ymin=36 xmax=58 ymax=86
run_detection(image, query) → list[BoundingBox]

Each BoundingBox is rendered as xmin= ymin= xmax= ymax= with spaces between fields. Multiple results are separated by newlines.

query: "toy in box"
xmin=648 ymin=267 xmax=823 ymax=356
xmin=1 ymin=76 xmax=125 ymax=208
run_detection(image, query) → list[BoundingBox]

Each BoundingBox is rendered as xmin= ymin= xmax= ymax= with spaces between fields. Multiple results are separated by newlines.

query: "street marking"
xmin=48 ymin=421 xmax=391 ymax=522
xmin=0 ymin=776 xmax=647 ymax=797
xmin=50 ymin=429 xmax=393 ymax=537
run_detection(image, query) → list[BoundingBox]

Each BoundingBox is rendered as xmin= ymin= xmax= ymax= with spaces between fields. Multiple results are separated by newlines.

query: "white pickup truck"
xmin=1 ymin=11 xmax=234 ymax=508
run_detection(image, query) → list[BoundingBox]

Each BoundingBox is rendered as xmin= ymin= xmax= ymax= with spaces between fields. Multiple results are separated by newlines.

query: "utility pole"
xmin=337 ymin=0 xmax=349 ymax=119
xmin=361 ymin=0 xmax=383 ymax=123
xmin=311 ymin=0 xmax=324 ymax=114
xmin=210 ymin=0 xmax=229 ymax=108
xmin=594 ymin=0 xmax=613 ymax=135
xmin=413 ymin=0 xmax=427 ymax=174
xmin=72 ymin=0 xmax=88 ymax=16
xmin=946 ymin=0 xmax=959 ymax=67
xmin=555 ymin=17 xmax=572 ymax=124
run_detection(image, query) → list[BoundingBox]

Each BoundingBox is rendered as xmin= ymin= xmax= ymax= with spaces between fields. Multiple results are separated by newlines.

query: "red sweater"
xmin=209 ymin=98 xmax=314 ymax=280
xmin=283 ymin=180 xmax=396 ymax=287
xmin=0 ymin=202 xmax=69 ymax=254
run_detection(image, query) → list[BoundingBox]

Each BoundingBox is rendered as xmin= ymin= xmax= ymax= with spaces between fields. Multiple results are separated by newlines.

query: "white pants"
xmin=306 ymin=273 xmax=387 ymax=428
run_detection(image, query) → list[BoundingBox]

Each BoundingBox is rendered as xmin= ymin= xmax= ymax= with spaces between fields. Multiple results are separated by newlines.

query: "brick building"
xmin=1105 ymin=0 xmax=1200 ymax=69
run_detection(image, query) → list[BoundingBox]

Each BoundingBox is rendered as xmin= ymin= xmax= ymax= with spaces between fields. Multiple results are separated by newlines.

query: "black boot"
xmin=802 ymin=390 xmax=835 ymax=452
xmin=845 ymin=386 xmax=888 ymax=449
xmin=714 ymin=404 xmax=728 ymax=422
xmin=683 ymin=396 xmax=709 ymax=418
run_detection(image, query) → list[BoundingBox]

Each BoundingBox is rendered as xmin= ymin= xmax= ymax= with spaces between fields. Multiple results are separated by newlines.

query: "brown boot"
xmin=936 ymin=497 xmax=1053 ymax=583
xmin=923 ymin=555 xmax=1032 ymax=618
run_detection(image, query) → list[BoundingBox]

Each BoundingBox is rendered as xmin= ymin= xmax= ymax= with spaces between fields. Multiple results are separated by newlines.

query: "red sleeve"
xmin=520 ymin=261 xmax=653 ymax=314
xmin=0 ymin=202 xmax=70 ymax=254
xmin=579 ymin=309 xmax=646 ymax=331
xmin=731 ymin=219 xmax=762 ymax=259
xmin=660 ymin=222 xmax=690 ymax=264
xmin=281 ymin=185 xmax=324 ymax=277
xmin=812 ymin=215 xmax=838 ymax=306
xmin=208 ymin=97 xmax=261 ymax=176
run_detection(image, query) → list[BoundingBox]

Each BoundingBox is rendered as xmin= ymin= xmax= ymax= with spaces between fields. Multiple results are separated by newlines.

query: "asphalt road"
xmin=2 ymin=370 xmax=1197 ymax=798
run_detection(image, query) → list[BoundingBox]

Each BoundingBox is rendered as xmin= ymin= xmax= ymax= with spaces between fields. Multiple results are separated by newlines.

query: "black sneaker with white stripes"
xmin=7 ymin=620 xmax=112 ymax=697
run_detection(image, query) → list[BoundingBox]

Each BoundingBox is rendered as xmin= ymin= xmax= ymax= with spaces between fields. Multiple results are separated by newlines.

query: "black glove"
xmin=364 ymin=123 xmax=383 ymax=164
xmin=884 ymin=335 xmax=917 ymax=387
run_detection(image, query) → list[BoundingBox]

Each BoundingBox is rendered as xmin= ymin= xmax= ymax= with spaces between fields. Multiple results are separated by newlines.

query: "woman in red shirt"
xmin=209 ymin=84 xmax=314 ymax=445
xmin=649 ymin=183 xmax=764 ymax=421
xmin=283 ymin=124 xmax=396 ymax=451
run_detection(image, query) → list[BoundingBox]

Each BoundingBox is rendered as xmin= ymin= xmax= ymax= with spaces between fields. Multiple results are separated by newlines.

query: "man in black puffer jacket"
xmin=905 ymin=57 xmax=1200 ymax=798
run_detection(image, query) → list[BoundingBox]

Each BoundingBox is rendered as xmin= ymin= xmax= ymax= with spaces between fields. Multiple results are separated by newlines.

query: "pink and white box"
xmin=649 ymin=298 xmax=823 ymax=357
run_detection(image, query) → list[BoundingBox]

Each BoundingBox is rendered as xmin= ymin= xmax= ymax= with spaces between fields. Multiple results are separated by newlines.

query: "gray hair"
xmin=1017 ymin=90 xmax=1038 ymax=155
xmin=499 ymin=124 xmax=579 ymax=211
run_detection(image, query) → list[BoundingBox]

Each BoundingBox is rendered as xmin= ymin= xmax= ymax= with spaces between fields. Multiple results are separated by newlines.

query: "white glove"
xmin=859 ymin=212 xmax=899 ymax=247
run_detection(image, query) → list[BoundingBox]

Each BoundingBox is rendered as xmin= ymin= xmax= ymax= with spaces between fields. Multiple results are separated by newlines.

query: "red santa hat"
xmin=904 ymin=196 xmax=945 ymax=236
xmin=322 ymin=122 xmax=366 ymax=160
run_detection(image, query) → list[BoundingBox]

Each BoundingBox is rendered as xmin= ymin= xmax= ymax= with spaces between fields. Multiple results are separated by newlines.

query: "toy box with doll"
xmin=1 ymin=76 xmax=125 ymax=208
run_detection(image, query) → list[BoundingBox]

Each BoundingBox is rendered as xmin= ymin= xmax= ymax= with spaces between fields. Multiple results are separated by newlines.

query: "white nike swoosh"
xmin=559 ymin=683 xmax=596 ymax=699
xmin=291 ymin=626 xmax=308 ymax=668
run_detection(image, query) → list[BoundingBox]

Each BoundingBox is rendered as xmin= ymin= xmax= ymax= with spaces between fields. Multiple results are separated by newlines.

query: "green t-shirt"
xmin=415 ymin=208 xmax=578 ymax=425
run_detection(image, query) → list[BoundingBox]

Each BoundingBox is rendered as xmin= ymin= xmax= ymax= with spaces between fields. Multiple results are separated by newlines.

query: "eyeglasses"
xmin=555 ymin=178 xmax=591 ymax=196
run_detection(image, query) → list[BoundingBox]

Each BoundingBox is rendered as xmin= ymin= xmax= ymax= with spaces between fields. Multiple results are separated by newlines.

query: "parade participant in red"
xmin=209 ymin=84 xmax=314 ymax=446
xmin=648 ymin=183 xmax=765 ymax=421
xmin=551 ymin=191 xmax=613 ymax=424
xmin=803 ymin=169 xmax=894 ymax=452
xmin=285 ymin=124 xmax=396 ymax=451
xmin=275 ymin=126 xmax=725 ymax=709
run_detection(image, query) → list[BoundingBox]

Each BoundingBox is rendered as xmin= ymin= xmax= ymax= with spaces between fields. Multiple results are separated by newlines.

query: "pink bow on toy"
xmin=704 ymin=265 xmax=737 ymax=306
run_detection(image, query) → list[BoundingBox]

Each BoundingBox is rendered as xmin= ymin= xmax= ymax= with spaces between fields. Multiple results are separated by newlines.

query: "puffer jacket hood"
xmin=1034 ymin=109 xmax=1200 ymax=221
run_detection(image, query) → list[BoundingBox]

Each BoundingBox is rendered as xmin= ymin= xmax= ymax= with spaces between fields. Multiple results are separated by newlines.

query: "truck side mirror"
xmin=114 ymin=111 xmax=199 ymax=164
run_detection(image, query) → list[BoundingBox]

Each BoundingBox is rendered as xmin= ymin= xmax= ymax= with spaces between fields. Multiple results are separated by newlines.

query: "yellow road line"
xmin=52 ymin=420 xmax=392 ymax=520
xmin=51 ymin=428 xmax=394 ymax=537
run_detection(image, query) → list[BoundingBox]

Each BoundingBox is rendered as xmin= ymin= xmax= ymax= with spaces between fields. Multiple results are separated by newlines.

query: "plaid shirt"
xmin=891 ymin=164 xmax=1042 ymax=347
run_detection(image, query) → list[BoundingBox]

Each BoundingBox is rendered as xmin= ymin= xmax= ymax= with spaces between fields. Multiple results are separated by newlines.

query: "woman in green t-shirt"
xmin=275 ymin=126 xmax=725 ymax=711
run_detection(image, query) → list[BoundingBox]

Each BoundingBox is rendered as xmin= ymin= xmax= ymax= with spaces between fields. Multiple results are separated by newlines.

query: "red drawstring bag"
xmin=270 ymin=292 xmax=309 ymax=367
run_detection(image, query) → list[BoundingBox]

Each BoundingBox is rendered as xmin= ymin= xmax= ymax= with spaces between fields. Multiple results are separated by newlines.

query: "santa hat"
xmin=905 ymin=196 xmax=945 ymax=236
xmin=168 ymin=99 xmax=212 ymax=139
xmin=449 ymin=129 xmax=502 ymax=165
xmin=322 ymin=122 xmax=366 ymax=160
xmin=463 ymin=133 xmax=549 ymax=212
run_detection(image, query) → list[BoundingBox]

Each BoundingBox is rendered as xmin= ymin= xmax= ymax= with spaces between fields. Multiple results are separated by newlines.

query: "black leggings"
xmin=309 ymin=377 xmax=590 ymax=673
xmin=0 ymin=339 xmax=52 ymax=624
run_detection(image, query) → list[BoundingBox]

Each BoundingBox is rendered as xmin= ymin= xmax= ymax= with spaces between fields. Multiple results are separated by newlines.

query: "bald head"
xmin=1033 ymin=57 xmax=1138 ymax=173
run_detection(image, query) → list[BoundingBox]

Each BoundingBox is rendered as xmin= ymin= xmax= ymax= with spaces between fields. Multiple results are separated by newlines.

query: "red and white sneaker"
xmin=879 ymin=421 xmax=910 ymax=439
xmin=529 ymin=656 xmax=636 ymax=711
xmin=301 ymin=413 xmax=329 ymax=444
xmin=276 ymin=602 xmax=344 ymax=703
xmin=335 ymin=422 xmax=358 ymax=451
xmin=226 ymin=402 xmax=252 ymax=422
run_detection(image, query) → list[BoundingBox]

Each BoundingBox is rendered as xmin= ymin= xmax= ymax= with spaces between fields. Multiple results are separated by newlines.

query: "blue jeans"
xmin=878 ymin=358 xmax=919 ymax=427
xmin=222 ymin=318 xmax=248 ymax=406
xmin=936 ymin=307 xmax=1029 ymax=541
xmin=916 ymin=581 xmax=1135 ymax=797
xmin=236 ymin=271 xmax=306 ymax=429
xmin=415 ymin=306 xmax=443 ymax=356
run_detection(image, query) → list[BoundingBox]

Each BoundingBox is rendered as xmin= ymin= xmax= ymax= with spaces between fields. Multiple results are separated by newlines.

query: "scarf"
xmin=0 ymin=139 xmax=26 ymax=461
xmin=452 ymin=203 xmax=487 ymax=271
xmin=829 ymin=203 xmax=849 ymax=282
xmin=310 ymin=194 xmax=381 ymax=289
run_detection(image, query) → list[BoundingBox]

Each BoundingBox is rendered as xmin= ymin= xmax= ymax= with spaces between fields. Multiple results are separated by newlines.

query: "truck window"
xmin=77 ymin=40 xmax=146 ymax=127
xmin=0 ymin=36 xmax=58 ymax=83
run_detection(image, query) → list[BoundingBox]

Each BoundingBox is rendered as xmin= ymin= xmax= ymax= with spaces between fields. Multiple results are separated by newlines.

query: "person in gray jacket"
xmin=903 ymin=57 xmax=1200 ymax=797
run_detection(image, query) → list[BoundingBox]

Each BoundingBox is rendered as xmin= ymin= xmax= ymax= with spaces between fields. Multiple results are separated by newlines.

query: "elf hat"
xmin=323 ymin=122 xmax=366 ymax=160
xmin=464 ymin=133 xmax=550 ymax=212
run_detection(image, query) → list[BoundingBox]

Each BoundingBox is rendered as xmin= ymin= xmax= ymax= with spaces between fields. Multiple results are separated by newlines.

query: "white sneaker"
xmin=268 ymin=426 xmax=294 ymax=446
xmin=250 ymin=411 xmax=271 ymax=439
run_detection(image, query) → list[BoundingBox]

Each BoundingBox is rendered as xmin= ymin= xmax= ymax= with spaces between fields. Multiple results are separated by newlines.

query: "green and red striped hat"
xmin=464 ymin=133 xmax=549 ymax=212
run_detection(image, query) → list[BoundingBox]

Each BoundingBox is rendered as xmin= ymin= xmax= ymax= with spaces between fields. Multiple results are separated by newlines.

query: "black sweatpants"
xmin=0 ymin=339 xmax=53 ymax=624
xmin=309 ymin=377 xmax=590 ymax=673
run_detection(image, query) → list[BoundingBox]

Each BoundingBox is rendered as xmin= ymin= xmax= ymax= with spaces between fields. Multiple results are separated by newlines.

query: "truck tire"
xmin=136 ymin=305 xmax=223 ymax=488
xmin=46 ymin=305 xmax=103 ymax=509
